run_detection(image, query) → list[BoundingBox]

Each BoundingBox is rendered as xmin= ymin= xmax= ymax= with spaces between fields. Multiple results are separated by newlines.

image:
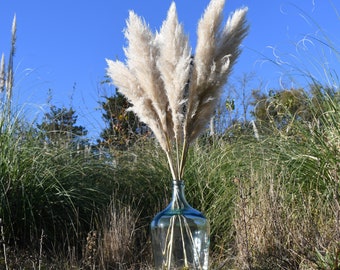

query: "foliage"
xmin=250 ymin=84 xmax=339 ymax=138
xmin=1 ymin=85 xmax=339 ymax=269
xmin=251 ymin=88 xmax=309 ymax=133
xmin=37 ymin=105 xmax=88 ymax=147
xmin=102 ymin=90 xmax=338 ymax=268
xmin=230 ymin=89 xmax=340 ymax=269
xmin=0 ymin=108 xmax=116 ymax=256
xmin=100 ymin=92 xmax=148 ymax=150
xmin=0 ymin=2 xmax=338 ymax=268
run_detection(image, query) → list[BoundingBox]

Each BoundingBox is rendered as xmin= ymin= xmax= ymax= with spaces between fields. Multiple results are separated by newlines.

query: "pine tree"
xmin=37 ymin=105 xmax=88 ymax=147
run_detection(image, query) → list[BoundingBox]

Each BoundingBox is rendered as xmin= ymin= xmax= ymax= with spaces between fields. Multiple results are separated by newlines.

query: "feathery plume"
xmin=184 ymin=5 xmax=249 ymax=144
xmin=216 ymin=7 xmax=249 ymax=71
xmin=155 ymin=2 xmax=192 ymax=175
xmin=106 ymin=59 xmax=168 ymax=153
xmin=124 ymin=11 xmax=171 ymax=141
xmin=156 ymin=2 xmax=191 ymax=140
xmin=183 ymin=0 xmax=225 ymax=144
xmin=0 ymin=54 xmax=5 ymax=93
xmin=5 ymin=14 xmax=16 ymax=113
xmin=106 ymin=0 xmax=248 ymax=180
xmin=195 ymin=0 xmax=225 ymax=85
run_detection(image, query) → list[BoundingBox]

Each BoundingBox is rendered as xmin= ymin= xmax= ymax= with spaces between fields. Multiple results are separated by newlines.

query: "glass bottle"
xmin=151 ymin=180 xmax=210 ymax=269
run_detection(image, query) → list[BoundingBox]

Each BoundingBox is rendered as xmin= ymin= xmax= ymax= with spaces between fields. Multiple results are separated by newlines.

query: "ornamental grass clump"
xmin=106 ymin=0 xmax=249 ymax=180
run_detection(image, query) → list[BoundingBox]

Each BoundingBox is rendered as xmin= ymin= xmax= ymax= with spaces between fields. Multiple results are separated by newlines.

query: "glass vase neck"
xmin=170 ymin=180 xmax=190 ymax=210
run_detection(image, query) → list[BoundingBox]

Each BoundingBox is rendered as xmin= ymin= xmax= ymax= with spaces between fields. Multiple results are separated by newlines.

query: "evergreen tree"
xmin=37 ymin=105 xmax=88 ymax=147
xmin=99 ymin=92 xmax=148 ymax=150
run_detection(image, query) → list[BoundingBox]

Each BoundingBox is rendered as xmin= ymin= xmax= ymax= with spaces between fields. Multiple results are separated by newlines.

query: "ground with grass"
xmin=0 ymin=90 xmax=339 ymax=269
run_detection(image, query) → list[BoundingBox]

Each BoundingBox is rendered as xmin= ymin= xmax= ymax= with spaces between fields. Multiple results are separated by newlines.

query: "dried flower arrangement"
xmin=106 ymin=0 xmax=248 ymax=180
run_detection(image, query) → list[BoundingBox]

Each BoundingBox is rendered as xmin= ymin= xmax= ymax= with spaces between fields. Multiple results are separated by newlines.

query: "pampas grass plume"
xmin=156 ymin=2 xmax=191 ymax=143
xmin=106 ymin=0 xmax=249 ymax=180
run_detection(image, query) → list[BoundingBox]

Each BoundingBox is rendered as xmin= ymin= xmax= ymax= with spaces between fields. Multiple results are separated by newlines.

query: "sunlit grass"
xmin=1 ymin=88 xmax=338 ymax=269
xmin=0 ymin=2 xmax=339 ymax=269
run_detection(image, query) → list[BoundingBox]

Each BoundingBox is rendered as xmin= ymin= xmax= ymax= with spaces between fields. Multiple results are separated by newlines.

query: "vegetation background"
xmin=0 ymin=7 xmax=339 ymax=270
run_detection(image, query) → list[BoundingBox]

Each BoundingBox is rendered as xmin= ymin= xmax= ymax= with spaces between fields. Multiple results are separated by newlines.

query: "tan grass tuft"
xmin=233 ymin=168 xmax=338 ymax=269
xmin=96 ymin=202 xmax=140 ymax=269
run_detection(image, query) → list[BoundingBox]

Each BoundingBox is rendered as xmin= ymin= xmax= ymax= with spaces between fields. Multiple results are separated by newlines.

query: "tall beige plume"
xmin=156 ymin=2 xmax=191 ymax=142
xmin=106 ymin=0 xmax=249 ymax=180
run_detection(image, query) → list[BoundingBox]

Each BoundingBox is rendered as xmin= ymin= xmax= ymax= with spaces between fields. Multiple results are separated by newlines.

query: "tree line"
xmin=35 ymin=80 xmax=339 ymax=152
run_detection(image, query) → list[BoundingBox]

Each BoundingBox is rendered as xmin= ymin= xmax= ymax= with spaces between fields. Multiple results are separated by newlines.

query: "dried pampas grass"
xmin=106 ymin=0 xmax=249 ymax=180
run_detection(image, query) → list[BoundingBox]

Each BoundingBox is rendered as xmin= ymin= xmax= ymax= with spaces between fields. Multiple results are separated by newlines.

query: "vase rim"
xmin=172 ymin=179 xmax=184 ymax=183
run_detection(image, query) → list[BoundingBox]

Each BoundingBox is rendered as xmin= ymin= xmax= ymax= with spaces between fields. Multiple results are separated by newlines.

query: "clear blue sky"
xmin=0 ymin=0 xmax=339 ymax=140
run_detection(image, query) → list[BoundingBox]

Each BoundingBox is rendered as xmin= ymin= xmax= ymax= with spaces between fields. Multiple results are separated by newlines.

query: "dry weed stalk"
xmin=233 ymin=167 xmax=339 ymax=269
xmin=96 ymin=202 xmax=140 ymax=269
xmin=0 ymin=218 xmax=9 ymax=270
xmin=106 ymin=0 xmax=248 ymax=180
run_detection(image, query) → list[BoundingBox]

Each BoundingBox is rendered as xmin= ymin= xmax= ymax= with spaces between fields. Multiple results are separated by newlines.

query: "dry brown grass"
xmin=233 ymin=165 xmax=339 ymax=270
xmin=81 ymin=199 xmax=151 ymax=270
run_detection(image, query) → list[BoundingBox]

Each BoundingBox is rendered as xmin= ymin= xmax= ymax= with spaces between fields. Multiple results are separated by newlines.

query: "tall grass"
xmin=121 ymin=87 xmax=337 ymax=269
xmin=229 ymin=93 xmax=340 ymax=269
xmin=76 ymin=90 xmax=338 ymax=269
xmin=0 ymin=107 xmax=119 ymax=267
xmin=1 ymin=88 xmax=338 ymax=270
xmin=0 ymin=3 xmax=339 ymax=269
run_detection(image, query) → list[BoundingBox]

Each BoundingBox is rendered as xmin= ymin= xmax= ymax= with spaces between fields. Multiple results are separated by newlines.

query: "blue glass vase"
xmin=151 ymin=180 xmax=210 ymax=269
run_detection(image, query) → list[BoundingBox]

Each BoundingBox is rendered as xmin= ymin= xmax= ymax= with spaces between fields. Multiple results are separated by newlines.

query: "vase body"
xmin=151 ymin=180 xmax=210 ymax=270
